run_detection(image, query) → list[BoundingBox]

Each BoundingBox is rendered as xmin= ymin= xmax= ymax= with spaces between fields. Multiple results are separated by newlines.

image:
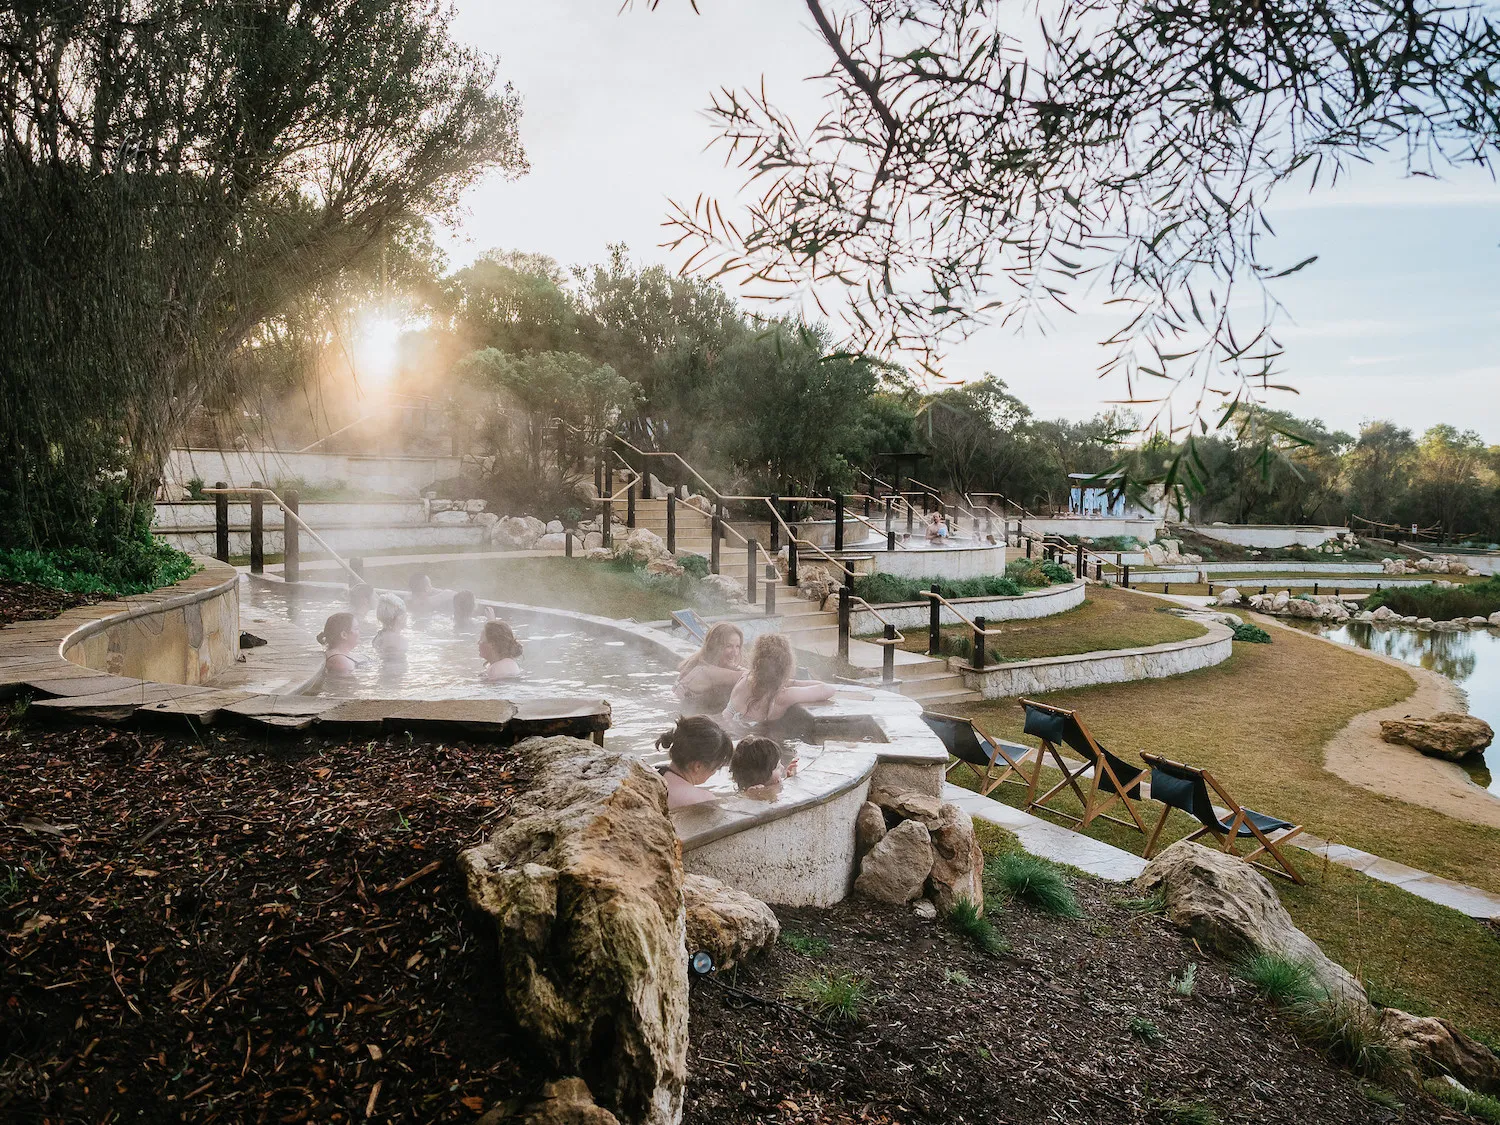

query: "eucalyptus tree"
xmin=0 ymin=1 xmax=526 ymax=553
xmin=662 ymin=0 xmax=1500 ymax=497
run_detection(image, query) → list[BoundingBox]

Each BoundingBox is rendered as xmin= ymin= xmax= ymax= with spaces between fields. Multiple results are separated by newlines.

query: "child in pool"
xmin=318 ymin=612 xmax=362 ymax=674
xmin=373 ymin=594 xmax=410 ymax=660
xmin=478 ymin=619 xmax=523 ymax=680
xmin=452 ymin=589 xmax=493 ymax=632
xmin=723 ymin=633 xmax=835 ymax=726
xmin=656 ymin=716 xmax=734 ymax=809
xmin=348 ymin=583 xmax=376 ymax=624
xmin=730 ymin=735 xmax=797 ymax=799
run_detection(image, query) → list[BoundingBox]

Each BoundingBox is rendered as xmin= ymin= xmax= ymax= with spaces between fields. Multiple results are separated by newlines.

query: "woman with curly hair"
xmin=723 ymin=632 xmax=834 ymax=726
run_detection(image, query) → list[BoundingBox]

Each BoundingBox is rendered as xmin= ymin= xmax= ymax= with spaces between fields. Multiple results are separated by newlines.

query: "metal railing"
xmin=921 ymin=586 xmax=1006 ymax=672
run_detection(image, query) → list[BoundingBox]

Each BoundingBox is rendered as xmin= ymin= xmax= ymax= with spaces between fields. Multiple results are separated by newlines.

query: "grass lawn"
xmin=872 ymin=584 xmax=1207 ymax=661
xmin=360 ymin=556 xmax=692 ymax=621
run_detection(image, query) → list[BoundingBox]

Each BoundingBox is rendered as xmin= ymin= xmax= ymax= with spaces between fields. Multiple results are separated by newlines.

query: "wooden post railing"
xmin=666 ymin=491 xmax=677 ymax=555
xmin=213 ymin=482 xmax=229 ymax=562
xmin=249 ymin=482 xmax=264 ymax=574
xmin=283 ymin=489 xmax=300 ymax=583
xmin=928 ymin=582 xmax=942 ymax=656
xmin=882 ymin=624 xmax=896 ymax=683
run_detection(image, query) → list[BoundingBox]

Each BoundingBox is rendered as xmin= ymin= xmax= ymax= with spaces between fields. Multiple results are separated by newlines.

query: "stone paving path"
xmin=943 ymin=783 xmax=1148 ymax=882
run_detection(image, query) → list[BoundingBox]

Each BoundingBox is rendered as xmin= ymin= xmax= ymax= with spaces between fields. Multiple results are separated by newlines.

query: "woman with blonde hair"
xmin=675 ymin=622 xmax=744 ymax=716
xmin=723 ymin=632 xmax=834 ymax=726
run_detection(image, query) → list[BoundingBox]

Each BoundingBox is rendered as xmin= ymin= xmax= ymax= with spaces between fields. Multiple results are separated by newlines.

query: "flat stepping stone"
xmin=136 ymin=689 xmax=259 ymax=725
xmin=25 ymin=674 xmax=152 ymax=698
xmin=316 ymin=698 xmax=518 ymax=739
xmin=31 ymin=683 xmax=214 ymax=723
xmin=511 ymin=697 xmax=612 ymax=741
xmin=223 ymin=694 xmax=341 ymax=732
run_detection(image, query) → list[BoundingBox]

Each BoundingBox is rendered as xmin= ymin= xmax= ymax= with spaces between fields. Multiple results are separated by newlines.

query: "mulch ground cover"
xmin=0 ymin=582 xmax=100 ymax=628
xmin=0 ymin=715 xmax=542 ymax=1124
xmin=684 ymin=883 xmax=1463 ymax=1125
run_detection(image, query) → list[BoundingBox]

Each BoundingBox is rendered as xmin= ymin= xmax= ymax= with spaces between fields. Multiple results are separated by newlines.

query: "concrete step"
xmin=900 ymin=673 xmax=969 ymax=697
xmin=907 ymin=687 xmax=983 ymax=707
xmin=780 ymin=622 xmax=839 ymax=642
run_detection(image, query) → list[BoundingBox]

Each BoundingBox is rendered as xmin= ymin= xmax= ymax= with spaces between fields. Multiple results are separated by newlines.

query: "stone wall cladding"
xmin=959 ymin=620 xmax=1234 ymax=699
xmin=849 ymin=580 xmax=1086 ymax=634
xmin=59 ymin=558 xmax=239 ymax=684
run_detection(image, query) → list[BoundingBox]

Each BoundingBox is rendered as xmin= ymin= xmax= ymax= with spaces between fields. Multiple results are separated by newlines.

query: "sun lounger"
xmin=1140 ymin=753 xmax=1304 ymax=883
xmin=1020 ymin=698 xmax=1150 ymax=834
xmin=921 ymin=711 xmax=1043 ymax=799
xmin=671 ymin=608 xmax=709 ymax=644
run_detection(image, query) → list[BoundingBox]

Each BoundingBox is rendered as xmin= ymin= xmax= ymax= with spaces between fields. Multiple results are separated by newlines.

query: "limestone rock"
xmin=614 ymin=528 xmax=672 ymax=567
xmin=1134 ymin=841 xmax=1366 ymax=1007
xmin=493 ymin=515 xmax=545 ymax=550
xmin=927 ymin=802 xmax=984 ymax=915
xmin=1215 ymin=587 xmax=1241 ymax=606
xmin=461 ymin=737 xmax=687 ymax=1125
xmin=1372 ymin=605 xmax=1396 ymax=622
xmin=1470 ymin=616 xmax=1489 ymax=626
xmin=1271 ymin=590 xmax=1290 ymax=611
xmin=1489 ymin=611 xmax=1500 ymax=628
xmin=645 ymin=558 xmax=685 ymax=579
xmin=586 ymin=547 xmax=614 ymax=561
xmin=429 ymin=499 xmax=454 ymax=513
xmin=547 ymin=520 xmax=565 ymax=535
xmin=536 ymin=533 xmax=567 ymax=551
xmin=682 ymin=873 xmax=779 ymax=971
xmin=854 ymin=820 xmax=933 ymax=905
xmin=1379 ymin=1008 xmax=1500 ymax=1095
xmin=855 ymin=801 xmax=887 ymax=857
xmin=1379 ymin=712 xmax=1494 ymax=762
xmin=477 ymin=1078 xmax=622 ymax=1125
xmin=584 ymin=532 xmax=605 ymax=551
xmin=912 ymin=899 xmax=937 ymax=921
xmin=872 ymin=790 xmax=942 ymax=829
xmin=475 ymin=511 xmax=501 ymax=528
xmin=432 ymin=508 xmax=471 ymax=525
xmin=699 ymin=573 xmax=747 ymax=605
xmin=465 ymin=499 xmax=488 ymax=514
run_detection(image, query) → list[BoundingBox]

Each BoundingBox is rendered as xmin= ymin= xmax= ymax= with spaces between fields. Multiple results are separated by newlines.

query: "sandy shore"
xmin=1255 ymin=614 xmax=1500 ymax=830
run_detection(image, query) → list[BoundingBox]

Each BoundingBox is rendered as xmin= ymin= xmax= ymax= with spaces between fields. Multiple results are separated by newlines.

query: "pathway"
xmin=944 ymin=782 xmax=1148 ymax=882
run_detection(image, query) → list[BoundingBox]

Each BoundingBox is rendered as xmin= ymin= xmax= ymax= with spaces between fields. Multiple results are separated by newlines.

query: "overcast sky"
xmin=438 ymin=0 xmax=1500 ymax=443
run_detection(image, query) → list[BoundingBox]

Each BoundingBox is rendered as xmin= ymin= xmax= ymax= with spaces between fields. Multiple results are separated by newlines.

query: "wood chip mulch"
xmin=0 ymin=582 xmax=100 ymax=628
xmin=684 ymin=888 xmax=1464 ymax=1125
xmin=0 ymin=716 xmax=543 ymax=1123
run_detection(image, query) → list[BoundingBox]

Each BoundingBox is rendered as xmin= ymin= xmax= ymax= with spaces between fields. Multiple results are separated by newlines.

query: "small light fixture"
xmin=689 ymin=950 xmax=715 ymax=976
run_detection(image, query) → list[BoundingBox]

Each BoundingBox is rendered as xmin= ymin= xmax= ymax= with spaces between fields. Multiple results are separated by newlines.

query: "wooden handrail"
xmin=202 ymin=486 xmax=363 ymax=585
xmin=923 ymin=589 xmax=1005 ymax=637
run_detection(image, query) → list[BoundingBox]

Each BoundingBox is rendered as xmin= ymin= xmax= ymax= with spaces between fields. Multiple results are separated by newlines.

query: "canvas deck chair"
xmin=1019 ymin=699 xmax=1150 ymax=834
xmin=1140 ymin=753 xmax=1305 ymax=883
xmin=922 ymin=712 xmax=1043 ymax=799
xmin=671 ymin=608 xmax=709 ymax=644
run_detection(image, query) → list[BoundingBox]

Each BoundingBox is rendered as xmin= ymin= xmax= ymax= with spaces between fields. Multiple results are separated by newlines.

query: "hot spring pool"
xmin=250 ymin=584 xmax=684 ymax=752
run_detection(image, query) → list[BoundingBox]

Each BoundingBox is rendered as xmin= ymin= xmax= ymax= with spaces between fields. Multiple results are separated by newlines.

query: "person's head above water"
xmin=317 ymin=612 xmax=358 ymax=650
xmin=453 ymin=589 xmax=477 ymax=620
xmin=746 ymin=632 xmax=796 ymax=704
xmin=349 ymin=583 xmax=375 ymax=615
xmin=656 ymin=715 xmax=734 ymax=783
xmin=408 ymin=573 xmax=433 ymax=597
xmin=679 ymin=621 xmax=744 ymax=674
xmin=375 ymin=593 xmax=407 ymax=631
xmin=478 ymin=619 xmax=522 ymax=663
xmin=730 ymin=736 xmax=782 ymax=790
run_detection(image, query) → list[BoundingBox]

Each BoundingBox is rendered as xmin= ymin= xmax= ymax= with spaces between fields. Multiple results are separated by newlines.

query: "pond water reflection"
xmin=1285 ymin=620 xmax=1498 ymax=792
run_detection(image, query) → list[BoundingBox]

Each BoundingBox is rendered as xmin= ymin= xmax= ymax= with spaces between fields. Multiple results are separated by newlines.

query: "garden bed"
xmin=0 ymin=580 xmax=99 ymax=628
xmin=685 ymin=832 xmax=1455 ymax=1124
xmin=0 ymin=717 xmax=540 ymax=1122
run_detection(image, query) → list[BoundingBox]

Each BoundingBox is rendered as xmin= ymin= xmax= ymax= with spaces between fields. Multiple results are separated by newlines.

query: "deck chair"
xmin=1140 ymin=753 xmax=1305 ymax=883
xmin=922 ymin=712 xmax=1043 ymax=799
xmin=671 ymin=608 xmax=709 ymax=644
xmin=1019 ymin=699 xmax=1150 ymax=834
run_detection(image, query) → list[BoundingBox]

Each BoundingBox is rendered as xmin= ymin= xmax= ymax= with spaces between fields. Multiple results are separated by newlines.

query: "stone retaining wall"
xmin=866 ymin=543 xmax=1008 ymax=581
xmin=60 ymin=558 xmax=240 ymax=685
xmin=850 ymin=580 xmax=1086 ymax=634
xmin=956 ymin=620 xmax=1234 ymax=699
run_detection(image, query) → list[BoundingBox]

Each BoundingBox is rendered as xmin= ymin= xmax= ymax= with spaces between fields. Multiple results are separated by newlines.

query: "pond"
xmin=249 ymin=583 xmax=683 ymax=753
xmin=1286 ymin=620 xmax=1499 ymax=793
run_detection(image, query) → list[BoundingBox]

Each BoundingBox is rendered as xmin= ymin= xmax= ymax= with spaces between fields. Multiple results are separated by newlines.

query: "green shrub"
xmin=0 ymin=537 xmax=198 ymax=597
xmin=785 ymin=970 xmax=871 ymax=1023
xmin=1366 ymin=576 xmax=1500 ymax=621
xmin=854 ymin=572 xmax=1024 ymax=605
xmin=187 ymin=476 xmax=206 ymax=500
xmin=1231 ymin=621 xmax=1272 ymax=644
xmin=1085 ymin=535 xmax=1142 ymax=552
xmin=937 ymin=631 xmax=1003 ymax=666
xmin=1128 ymin=1015 xmax=1163 ymax=1043
xmin=1239 ymin=953 xmax=1324 ymax=1007
xmin=1293 ymin=998 xmax=1403 ymax=1080
xmin=678 ymin=552 xmax=710 ymax=579
xmin=1155 ymin=1100 xmax=1221 ymax=1125
xmin=1169 ymin=962 xmax=1198 ymax=997
xmin=1426 ymin=1078 xmax=1500 ymax=1124
xmin=985 ymin=852 xmax=1083 ymax=918
xmin=780 ymin=932 xmax=830 ymax=957
xmin=1040 ymin=560 xmax=1075 ymax=584
xmin=945 ymin=897 xmax=1009 ymax=957
xmin=1004 ymin=557 xmax=1053 ymax=588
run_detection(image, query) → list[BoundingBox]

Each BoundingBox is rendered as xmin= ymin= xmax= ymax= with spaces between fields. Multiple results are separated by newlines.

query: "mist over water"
xmin=1287 ymin=620 xmax=1499 ymax=793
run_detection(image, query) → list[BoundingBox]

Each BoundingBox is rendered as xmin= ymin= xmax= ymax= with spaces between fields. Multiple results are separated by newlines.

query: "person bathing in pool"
xmin=348 ymin=583 xmax=376 ymax=625
xmin=730 ymin=735 xmax=796 ymax=800
xmin=478 ymin=619 xmax=523 ymax=681
xmin=406 ymin=572 xmax=454 ymax=616
xmin=318 ymin=612 xmax=363 ymax=674
xmin=675 ymin=622 xmax=744 ymax=716
xmin=656 ymin=716 xmax=734 ymax=809
xmin=452 ymin=589 xmax=493 ymax=632
xmin=723 ymin=633 xmax=834 ymax=726
xmin=372 ymin=594 xmax=409 ymax=660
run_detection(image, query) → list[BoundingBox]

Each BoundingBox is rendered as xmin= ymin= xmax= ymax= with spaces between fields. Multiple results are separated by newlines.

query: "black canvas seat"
xmin=1141 ymin=753 xmax=1304 ymax=883
xmin=922 ymin=711 xmax=1043 ymax=799
xmin=1019 ymin=699 xmax=1150 ymax=834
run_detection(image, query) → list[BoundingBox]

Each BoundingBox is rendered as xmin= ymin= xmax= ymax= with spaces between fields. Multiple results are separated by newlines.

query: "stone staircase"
xmin=627 ymin=495 xmax=981 ymax=708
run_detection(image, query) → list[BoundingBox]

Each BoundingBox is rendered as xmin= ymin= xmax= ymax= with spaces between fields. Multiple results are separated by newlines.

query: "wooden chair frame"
xmin=1019 ymin=698 xmax=1150 ymax=835
xmin=925 ymin=712 xmax=1044 ymax=799
xmin=1140 ymin=752 xmax=1305 ymax=884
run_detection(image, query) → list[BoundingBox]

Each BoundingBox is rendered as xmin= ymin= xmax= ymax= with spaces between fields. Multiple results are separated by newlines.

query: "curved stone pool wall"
xmin=61 ymin=557 xmax=240 ymax=685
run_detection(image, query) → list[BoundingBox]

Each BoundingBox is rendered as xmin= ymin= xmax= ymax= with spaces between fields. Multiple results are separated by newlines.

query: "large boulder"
xmin=855 ymin=801 xmax=887 ymax=857
xmin=461 ymin=737 xmax=687 ymax=1125
xmin=699 ymin=573 xmax=747 ymax=606
xmin=682 ymin=873 xmax=779 ymax=971
xmin=871 ymin=789 xmax=943 ymax=829
xmin=493 ymin=515 xmax=545 ymax=550
xmin=465 ymin=499 xmax=488 ymax=514
xmin=1379 ymin=712 xmax=1494 ymax=762
xmin=645 ymin=558 xmax=685 ymax=579
xmin=1489 ymin=611 xmax=1500 ymax=628
xmin=536 ymin=533 xmax=568 ymax=552
xmin=1134 ymin=841 xmax=1366 ymax=1007
xmin=1379 ymin=1008 xmax=1500 ymax=1095
xmin=1144 ymin=542 xmax=1169 ymax=565
xmin=614 ymin=528 xmax=672 ymax=567
xmin=927 ymin=802 xmax=984 ymax=915
xmin=1215 ymin=587 xmax=1241 ymax=606
xmin=854 ymin=820 xmax=933 ymax=905
xmin=432 ymin=508 xmax=472 ymax=526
